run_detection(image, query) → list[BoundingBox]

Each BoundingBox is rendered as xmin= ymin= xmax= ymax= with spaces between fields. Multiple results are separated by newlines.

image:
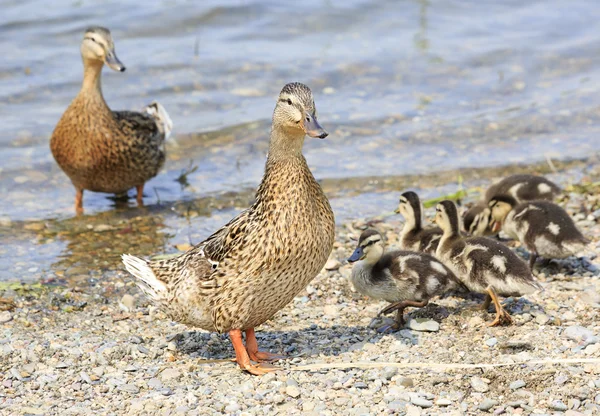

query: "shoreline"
xmin=1 ymin=167 xmax=599 ymax=415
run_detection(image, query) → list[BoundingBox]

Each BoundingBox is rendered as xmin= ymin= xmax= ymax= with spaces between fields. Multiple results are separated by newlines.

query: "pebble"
xmin=397 ymin=377 xmax=414 ymax=387
xmin=485 ymin=337 xmax=498 ymax=347
xmin=510 ymin=380 xmax=526 ymax=390
xmin=324 ymin=259 xmax=342 ymax=271
xmin=479 ymin=399 xmax=498 ymax=411
xmin=563 ymin=326 xmax=595 ymax=342
xmin=436 ymin=399 xmax=452 ymax=406
xmin=549 ymin=400 xmax=568 ymax=411
xmin=382 ymin=367 xmax=398 ymax=380
xmin=119 ymin=294 xmax=135 ymax=312
xmin=0 ymin=311 xmax=12 ymax=324
xmin=119 ymin=383 xmax=139 ymax=394
xmin=408 ymin=318 xmax=440 ymax=332
xmin=470 ymin=377 xmax=490 ymax=393
xmin=286 ymin=385 xmax=301 ymax=398
xmin=160 ymin=368 xmax=181 ymax=381
xmin=410 ymin=396 xmax=433 ymax=408
xmin=535 ymin=314 xmax=550 ymax=325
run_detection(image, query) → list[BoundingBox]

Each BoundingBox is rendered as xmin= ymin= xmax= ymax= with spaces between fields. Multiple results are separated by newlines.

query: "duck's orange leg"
xmin=229 ymin=329 xmax=277 ymax=375
xmin=485 ymin=287 xmax=513 ymax=327
xmin=245 ymin=328 xmax=286 ymax=362
xmin=136 ymin=184 xmax=144 ymax=206
xmin=75 ymin=188 xmax=84 ymax=215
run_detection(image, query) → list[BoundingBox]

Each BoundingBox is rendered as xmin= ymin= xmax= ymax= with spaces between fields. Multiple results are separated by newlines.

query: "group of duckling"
xmin=49 ymin=27 xmax=590 ymax=376
xmin=348 ymin=174 xmax=589 ymax=332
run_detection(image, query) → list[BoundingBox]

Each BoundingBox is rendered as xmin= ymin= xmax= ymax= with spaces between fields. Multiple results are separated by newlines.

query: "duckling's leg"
xmin=528 ymin=251 xmax=538 ymax=270
xmin=481 ymin=294 xmax=492 ymax=311
xmin=245 ymin=328 xmax=286 ymax=362
xmin=485 ymin=287 xmax=513 ymax=327
xmin=229 ymin=329 xmax=277 ymax=375
xmin=75 ymin=188 xmax=84 ymax=215
xmin=136 ymin=184 xmax=144 ymax=206
xmin=377 ymin=300 xmax=428 ymax=333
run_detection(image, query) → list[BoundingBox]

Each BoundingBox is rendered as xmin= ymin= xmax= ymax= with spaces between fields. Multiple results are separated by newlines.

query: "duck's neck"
xmin=267 ymin=126 xmax=306 ymax=161
xmin=79 ymin=59 xmax=108 ymax=107
xmin=438 ymin=217 xmax=461 ymax=254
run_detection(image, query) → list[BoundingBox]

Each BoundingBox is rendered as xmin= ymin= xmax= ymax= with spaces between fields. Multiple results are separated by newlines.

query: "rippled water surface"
xmin=1 ymin=0 xmax=600 ymax=281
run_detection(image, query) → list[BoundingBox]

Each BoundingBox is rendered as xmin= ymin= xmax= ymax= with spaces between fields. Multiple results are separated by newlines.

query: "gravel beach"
xmin=1 ymin=177 xmax=600 ymax=416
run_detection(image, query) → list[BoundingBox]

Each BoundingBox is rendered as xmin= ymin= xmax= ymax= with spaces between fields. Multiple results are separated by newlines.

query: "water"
xmin=1 ymin=0 xmax=600 ymax=281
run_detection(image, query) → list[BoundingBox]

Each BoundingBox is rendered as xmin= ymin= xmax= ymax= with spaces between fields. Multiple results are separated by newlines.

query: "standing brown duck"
xmin=50 ymin=27 xmax=172 ymax=214
xmin=123 ymin=83 xmax=335 ymax=375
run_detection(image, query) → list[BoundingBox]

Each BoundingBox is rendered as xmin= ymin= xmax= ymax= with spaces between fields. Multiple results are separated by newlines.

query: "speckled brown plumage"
xmin=123 ymin=82 xmax=334 ymax=375
xmin=50 ymin=27 xmax=169 ymax=213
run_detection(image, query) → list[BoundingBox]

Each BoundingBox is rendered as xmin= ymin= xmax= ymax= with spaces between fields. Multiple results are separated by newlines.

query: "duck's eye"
xmin=286 ymin=99 xmax=292 ymax=105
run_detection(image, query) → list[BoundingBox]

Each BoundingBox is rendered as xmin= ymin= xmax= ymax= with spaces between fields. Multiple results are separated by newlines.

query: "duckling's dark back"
xmin=485 ymin=174 xmax=561 ymax=202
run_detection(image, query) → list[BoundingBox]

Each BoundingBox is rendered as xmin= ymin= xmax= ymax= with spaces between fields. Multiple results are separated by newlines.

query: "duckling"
xmin=489 ymin=195 xmax=589 ymax=269
xmin=347 ymin=229 xmax=463 ymax=333
xmin=122 ymin=83 xmax=334 ymax=375
xmin=435 ymin=200 xmax=542 ymax=326
xmin=50 ymin=27 xmax=173 ymax=214
xmin=463 ymin=174 xmax=561 ymax=236
xmin=395 ymin=191 xmax=443 ymax=255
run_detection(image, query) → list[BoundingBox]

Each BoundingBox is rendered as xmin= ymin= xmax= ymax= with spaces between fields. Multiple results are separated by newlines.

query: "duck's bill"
xmin=303 ymin=113 xmax=328 ymax=139
xmin=490 ymin=221 xmax=502 ymax=233
xmin=347 ymin=247 xmax=364 ymax=263
xmin=106 ymin=51 xmax=126 ymax=72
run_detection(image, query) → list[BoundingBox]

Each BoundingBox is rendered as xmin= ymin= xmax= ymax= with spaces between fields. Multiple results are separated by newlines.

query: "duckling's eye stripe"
xmin=361 ymin=239 xmax=380 ymax=248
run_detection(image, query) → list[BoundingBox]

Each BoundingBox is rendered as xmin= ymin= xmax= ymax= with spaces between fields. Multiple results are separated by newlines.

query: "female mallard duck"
xmin=50 ymin=26 xmax=173 ymax=214
xmin=395 ymin=191 xmax=442 ymax=255
xmin=489 ymin=195 xmax=589 ymax=269
xmin=435 ymin=200 xmax=542 ymax=326
xmin=122 ymin=83 xmax=334 ymax=375
xmin=347 ymin=229 xmax=463 ymax=333
xmin=464 ymin=174 xmax=561 ymax=236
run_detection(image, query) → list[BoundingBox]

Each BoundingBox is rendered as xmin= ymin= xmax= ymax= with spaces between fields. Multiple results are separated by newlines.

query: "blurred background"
xmin=1 ymin=0 xmax=599 ymax=282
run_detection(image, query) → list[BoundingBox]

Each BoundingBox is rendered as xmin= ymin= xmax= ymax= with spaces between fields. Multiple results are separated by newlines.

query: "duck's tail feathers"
xmin=122 ymin=254 xmax=167 ymax=300
xmin=144 ymin=101 xmax=174 ymax=143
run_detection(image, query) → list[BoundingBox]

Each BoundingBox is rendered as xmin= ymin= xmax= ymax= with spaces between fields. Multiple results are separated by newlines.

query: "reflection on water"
xmin=1 ymin=1 xmax=600 ymax=282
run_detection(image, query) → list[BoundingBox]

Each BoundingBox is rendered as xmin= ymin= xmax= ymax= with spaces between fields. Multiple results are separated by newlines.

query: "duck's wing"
xmin=113 ymin=111 xmax=164 ymax=146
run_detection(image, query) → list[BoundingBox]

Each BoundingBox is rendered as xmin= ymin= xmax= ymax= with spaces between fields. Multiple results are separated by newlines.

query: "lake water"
xmin=1 ymin=0 xmax=600 ymax=282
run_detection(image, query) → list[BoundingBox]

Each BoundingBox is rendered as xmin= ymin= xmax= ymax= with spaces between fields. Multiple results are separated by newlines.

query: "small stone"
xmin=549 ymin=400 xmax=568 ymax=411
xmin=397 ymin=377 xmax=414 ymax=387
xmin=147 ymin=378 xmax=162 ymax=389
xmin=470 ymin=377 xmax=490 ymax=393
xmin=160 ymin=368 xmax=181 ymax=381
xmin=563 ymin=326 xmax=595 ymax=342
xmin=410 ymin=396 xmax=433 ymax=408
xmin=535 ymin=314 xmax=550 ymax=325
xmin=388 ymin=401 xmax=407 ymax=411
xmin=436 ymin=399 xmax=452 ymax=406
xmin=20 ymin=408 xmax=44 ymax=415
xmin=510 ymin=380 xmax=526 ymax=390
xmin=479 ymin=399 xmax=498 ymax=411
xmin=224 ymin=402 xmax=240 ymax=413
xmin=80 ymin=372 xmax=93 ymax=384
xmin=468 ymin=316 xmax=485 ymax=327
xmin=382 ymin=367 xmax=398 ymax=380
xmin=0 ymin=311 xmax=12 ymax=324
xmin=119 ymin=294 xmax=135 ymax=312
xmin=584 ymin=344 xmax=600 ymax=355
xmin=408 ymin=318 xmax=439 ymax=332
xmin=486 ymin=338 xmax=498 ymax=347
xmin=286 ymin=385 xmax=301 ymax=398
xmin=119 ymin=383 xmax=139 ymax=394
xmin=324 ymin=259 xmax=342 ymax=271
xmin=55 ymin=362 xmax=69 ymax=369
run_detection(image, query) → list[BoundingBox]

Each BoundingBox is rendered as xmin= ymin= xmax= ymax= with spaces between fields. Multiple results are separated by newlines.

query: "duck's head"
xmin=273 ymin=82 xmax=327 ymax=139
xmin=81 ymin=26 xmax=125 ymax=72
xmin=348 ymin=229 xmax=384 ymax=265
xmin=395 ymin=191 xmax=422 ymax=224
xmin=434 ymin=200 xmax=461 ymax=235
xmin=488 ymin=195 xmax=517 ymax=233
xmin=463 ymin=202 xmax=491 ymax=236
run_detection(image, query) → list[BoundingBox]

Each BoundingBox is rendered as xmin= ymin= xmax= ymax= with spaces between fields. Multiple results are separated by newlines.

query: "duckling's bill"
xmin=347 ymin=247 xmax=364 ymax=263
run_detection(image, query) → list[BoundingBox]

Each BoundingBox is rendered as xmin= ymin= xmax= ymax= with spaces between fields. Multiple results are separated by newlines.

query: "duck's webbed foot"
xmin=485 ymin=287 xmax=513 ymax=327
xmin=245 ymin=328 xmax=286 ymax=363
xmin=229 ymin=329 xmax=279 ymax=375
xmin=376 ymin=300 xmax=429 ymax=332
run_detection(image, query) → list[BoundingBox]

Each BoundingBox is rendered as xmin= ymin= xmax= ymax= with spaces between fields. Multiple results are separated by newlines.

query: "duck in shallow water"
xmin=50 ymin=26 xmax=172 ymax=214
xmin=123 ymin=82 xmax=334 ymax=375
xmin=435 ymin=200 xmax=542 ymax=326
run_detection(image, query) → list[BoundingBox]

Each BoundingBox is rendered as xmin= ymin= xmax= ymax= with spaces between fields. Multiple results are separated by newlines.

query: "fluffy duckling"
xmin=123 ymin=83 xmax=334 ymax=375
xmin=395 ymin=191 xmax=443 ymax=255
xmin=489 ymin=196 xmax=589 ymax=269
xmin=347 ymin=229 xmax=463 ymax=332
xmin=51 ymin=27 xmax=173 ymax=214
xmin=464 ymin=174 xmax=561 ymax=236
xmin=435 ymin=200 xmax=542 ymax=326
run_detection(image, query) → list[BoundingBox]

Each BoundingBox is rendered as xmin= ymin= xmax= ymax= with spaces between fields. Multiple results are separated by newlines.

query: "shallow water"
xmin=1 ymin=0 xmax=600 ymax=282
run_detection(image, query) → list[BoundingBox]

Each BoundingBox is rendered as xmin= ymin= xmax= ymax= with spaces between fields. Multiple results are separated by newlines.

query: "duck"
xmin=347 ymin=229 xmax=463 ymax=333
xmin=395 ymin=191 xmax=443 ymax=255
xmin=50 ymin=26 xmax=173 ymax=214
xmin=434 ymin=200 xmax=542 ymax=326
xmin=488 ymin=195 xmax=589 ymax=269
xmin=463 ymin=174 xmax=561 ymax=236
xmin=122 ymin=82 xmax=334 ymax=375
